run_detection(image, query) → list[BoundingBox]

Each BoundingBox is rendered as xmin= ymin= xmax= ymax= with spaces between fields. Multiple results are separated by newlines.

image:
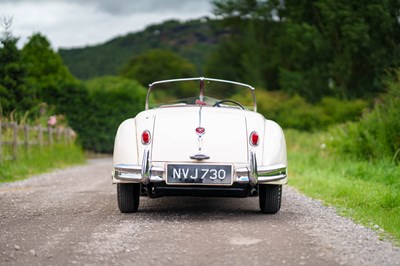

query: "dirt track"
xmin=0 ymin=158 xmax=399 ymax=266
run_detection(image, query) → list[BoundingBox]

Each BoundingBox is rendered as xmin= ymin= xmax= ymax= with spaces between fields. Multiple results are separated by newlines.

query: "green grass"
xmin=0 ymin=144 xmax=86 ymax=182
xmin=286 ymin=129 xmax=400 ymax=242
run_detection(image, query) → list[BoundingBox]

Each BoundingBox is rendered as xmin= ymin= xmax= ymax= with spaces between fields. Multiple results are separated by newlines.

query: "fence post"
xmin=48 ymin=126 xmax=53 ymax=145
xmin=0 ymin=121 xmax=2 ymax=164
xmin=67 ymin=128 xmax=72 ymax=144
xmin=39 ymin=126 xmax=43 ymax=148
xmin=64 ymin=128 xmax=67 ymax=144
xmin=57 ymin=127 xmax=61 ymax=143
xmin=24 ymin=125 xmax=29 ymax=151
xmin=12 ymin=122 xmax=18 ymax=160
xmin=66 ymin=128 xmax=70 ymax=144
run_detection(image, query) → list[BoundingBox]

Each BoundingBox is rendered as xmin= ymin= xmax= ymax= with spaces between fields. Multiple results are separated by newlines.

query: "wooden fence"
xmin=0 ymin=122 xmax=75 ymax=163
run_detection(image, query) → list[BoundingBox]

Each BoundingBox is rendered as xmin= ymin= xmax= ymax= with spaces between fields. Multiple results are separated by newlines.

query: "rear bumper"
xmin=113 ymin=148 xmax=287 ymax=185
xmin=112 ymin=164 xmax=287 ymax=185
xmin=113 ymin=164 xmax=163 ymax=183
xmin=255 ymin=164 xmax=287 ymax=183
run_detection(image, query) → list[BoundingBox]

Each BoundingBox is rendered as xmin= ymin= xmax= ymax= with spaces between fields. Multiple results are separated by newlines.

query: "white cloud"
xmin=0 ymin=0 xmax=212 ymax=49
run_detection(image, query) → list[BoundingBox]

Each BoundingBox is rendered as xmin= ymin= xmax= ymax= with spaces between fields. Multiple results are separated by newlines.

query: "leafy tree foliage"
xmin=22 ymin=33 xmax=76 ymax=107
xmin=20 ymin=33 xmax=92 ymax=138
xmin=210 ymin=0 xmax=400 ymax=101
xmin=120 ymin=49 xmax=197 ymax=86
xmin=120 ymin=49 xmax=198 ymax=98
xmin=0 ymin=18 xmax=32 ymax=114
xmin=1 ymin=24 xmax=148 ymax=153
xmin=20 ymin=34 xmax=147 ymax=153
xmin=83 ymin=77 xmax=147 ymax=153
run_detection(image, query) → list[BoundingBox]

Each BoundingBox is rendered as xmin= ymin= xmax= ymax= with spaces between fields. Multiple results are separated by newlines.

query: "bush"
xmin=233 ymin=89 xmax=367 ymax=131
xmin=330 ymin=71 xmax=400 ymax=162
xmin=82 ymin=76 xmax=147 ymax=153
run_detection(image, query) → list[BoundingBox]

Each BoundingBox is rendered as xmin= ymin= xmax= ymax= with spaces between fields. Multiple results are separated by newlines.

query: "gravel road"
xmin=0 ymin=158 xmax=399 ymax=266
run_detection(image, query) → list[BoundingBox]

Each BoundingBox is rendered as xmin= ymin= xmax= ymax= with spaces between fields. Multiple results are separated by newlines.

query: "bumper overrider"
xmin=112 ymin=149 xmax=287 ymax=185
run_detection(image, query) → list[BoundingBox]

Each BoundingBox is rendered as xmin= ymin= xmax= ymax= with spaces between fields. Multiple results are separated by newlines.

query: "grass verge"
xmin=286 ymin=129 xmax=400 ymax=243
xmin=0 ymin=144 xmax=86 ymax=183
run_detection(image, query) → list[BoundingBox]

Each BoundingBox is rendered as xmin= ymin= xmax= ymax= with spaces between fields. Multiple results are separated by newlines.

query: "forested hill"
xmin=58 ymin=18 xmax=224 ymax=80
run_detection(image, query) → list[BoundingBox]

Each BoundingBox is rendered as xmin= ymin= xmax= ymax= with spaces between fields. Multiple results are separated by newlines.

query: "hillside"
xmin=58 ymin=18 xmax=226 ymax=80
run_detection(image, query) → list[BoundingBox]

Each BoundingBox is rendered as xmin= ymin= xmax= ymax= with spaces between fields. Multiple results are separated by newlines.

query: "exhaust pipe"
xmin=140 ymin=185 xmax=148 ymax=196
xmin=250 ymin=187 xmax=258 ymax=196
xmin=146 ymin=184 xmax=158 ymax=198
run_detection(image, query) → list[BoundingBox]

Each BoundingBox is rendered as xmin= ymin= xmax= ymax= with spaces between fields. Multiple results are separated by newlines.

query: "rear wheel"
xmin=259 ymin=184 xmax=282 ymax=214
xmin=117 ymin=183 xmax=140 ymax=213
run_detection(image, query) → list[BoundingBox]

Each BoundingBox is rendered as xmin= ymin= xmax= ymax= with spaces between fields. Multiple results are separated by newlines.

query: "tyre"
xmin=117 ymin=183 xmax=140 ymax=213
xmin=259 ymin=184 xmax=282 ymax=214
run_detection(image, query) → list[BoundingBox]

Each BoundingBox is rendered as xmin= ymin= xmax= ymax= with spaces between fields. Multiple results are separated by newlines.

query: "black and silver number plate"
xmin=167 ymin=164 xmax=232 ymax=185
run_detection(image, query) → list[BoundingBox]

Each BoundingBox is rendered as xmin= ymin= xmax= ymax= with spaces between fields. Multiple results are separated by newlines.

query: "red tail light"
xmin=250 ymin=131 xmax=259 ymax=146
xmin=142 ymin=130 xmax=151 ymax=145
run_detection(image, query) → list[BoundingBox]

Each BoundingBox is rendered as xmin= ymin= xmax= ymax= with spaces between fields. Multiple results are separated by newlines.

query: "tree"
xmin=22 ymin=33 xmax=76 ymax=107
xmin=205 ymin=19 xmax=269 ymax=88
xmin=0 ymin=17 xmax=31 ymax=115
xmin=120 ymin=49 xmax=197 ymax=86
xmin=278 ymin=0 xmax=400 ymax=99
xmin=212 ymin=0 xmax=400 ymax=101
xmin=21 ymin=32 xmax=94 ymax=146
xmin=82 ymin=76 xmax=147 ymax=152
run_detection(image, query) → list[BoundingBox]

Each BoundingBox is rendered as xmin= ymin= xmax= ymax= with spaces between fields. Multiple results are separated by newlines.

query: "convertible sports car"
xmin=112 ymin=77 xmax=287 ymax=214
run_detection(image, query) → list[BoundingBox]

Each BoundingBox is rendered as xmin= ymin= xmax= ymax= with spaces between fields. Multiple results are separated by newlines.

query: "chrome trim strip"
xmin=249 ymin=150 xmax=258 ymax=186
xmin=141 ymin=149 xmax=151 ymax=185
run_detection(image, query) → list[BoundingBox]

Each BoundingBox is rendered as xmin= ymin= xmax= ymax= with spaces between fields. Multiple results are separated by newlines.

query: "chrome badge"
xmin=195 ymin=127 xmax=205 ymax=136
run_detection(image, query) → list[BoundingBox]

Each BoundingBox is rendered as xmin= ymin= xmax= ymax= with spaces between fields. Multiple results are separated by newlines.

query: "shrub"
xmin=330 ymin=71 xmax=400 ymax=162
xmin=234 ymin=89 xmax=367 ymax=131
xmin=82 ymin=76 xmax=147 ymax=153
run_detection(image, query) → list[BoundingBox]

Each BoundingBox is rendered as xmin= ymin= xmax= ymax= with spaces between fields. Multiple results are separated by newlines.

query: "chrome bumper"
xmin=113 ymin=149 xmax=286 ymax=185
xmin=113 ymin=165 xmax=163 ymax=183
xmin=235 ymin=164 xmax=287 ymax=185
xmin=113 ymin=164 xmax=286 ymax=184
xmin=257 ymin=164 xmax=287 ymax=182
xmin=246 ymin=150 xmax=287 ymax=185
xmin=113 ymin=148 xmax=163 ymax=184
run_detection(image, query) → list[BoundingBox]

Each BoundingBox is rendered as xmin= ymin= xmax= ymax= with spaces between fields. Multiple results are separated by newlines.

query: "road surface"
xmin=0 ymin=158 xmax=399 ymax=265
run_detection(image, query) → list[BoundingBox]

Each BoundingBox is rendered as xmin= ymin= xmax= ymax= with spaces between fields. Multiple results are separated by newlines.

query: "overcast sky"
xmin=0 ymin=0 xmax=213 ymax=49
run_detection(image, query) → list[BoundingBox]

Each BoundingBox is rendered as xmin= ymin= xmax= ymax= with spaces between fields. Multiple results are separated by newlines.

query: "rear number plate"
xmin=167 ymin=164 xmax=232 ymax=185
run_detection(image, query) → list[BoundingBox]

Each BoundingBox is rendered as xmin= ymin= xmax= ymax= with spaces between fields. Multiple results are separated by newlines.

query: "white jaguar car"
xmin=112 ymin=77 xmax=287 ymax=214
